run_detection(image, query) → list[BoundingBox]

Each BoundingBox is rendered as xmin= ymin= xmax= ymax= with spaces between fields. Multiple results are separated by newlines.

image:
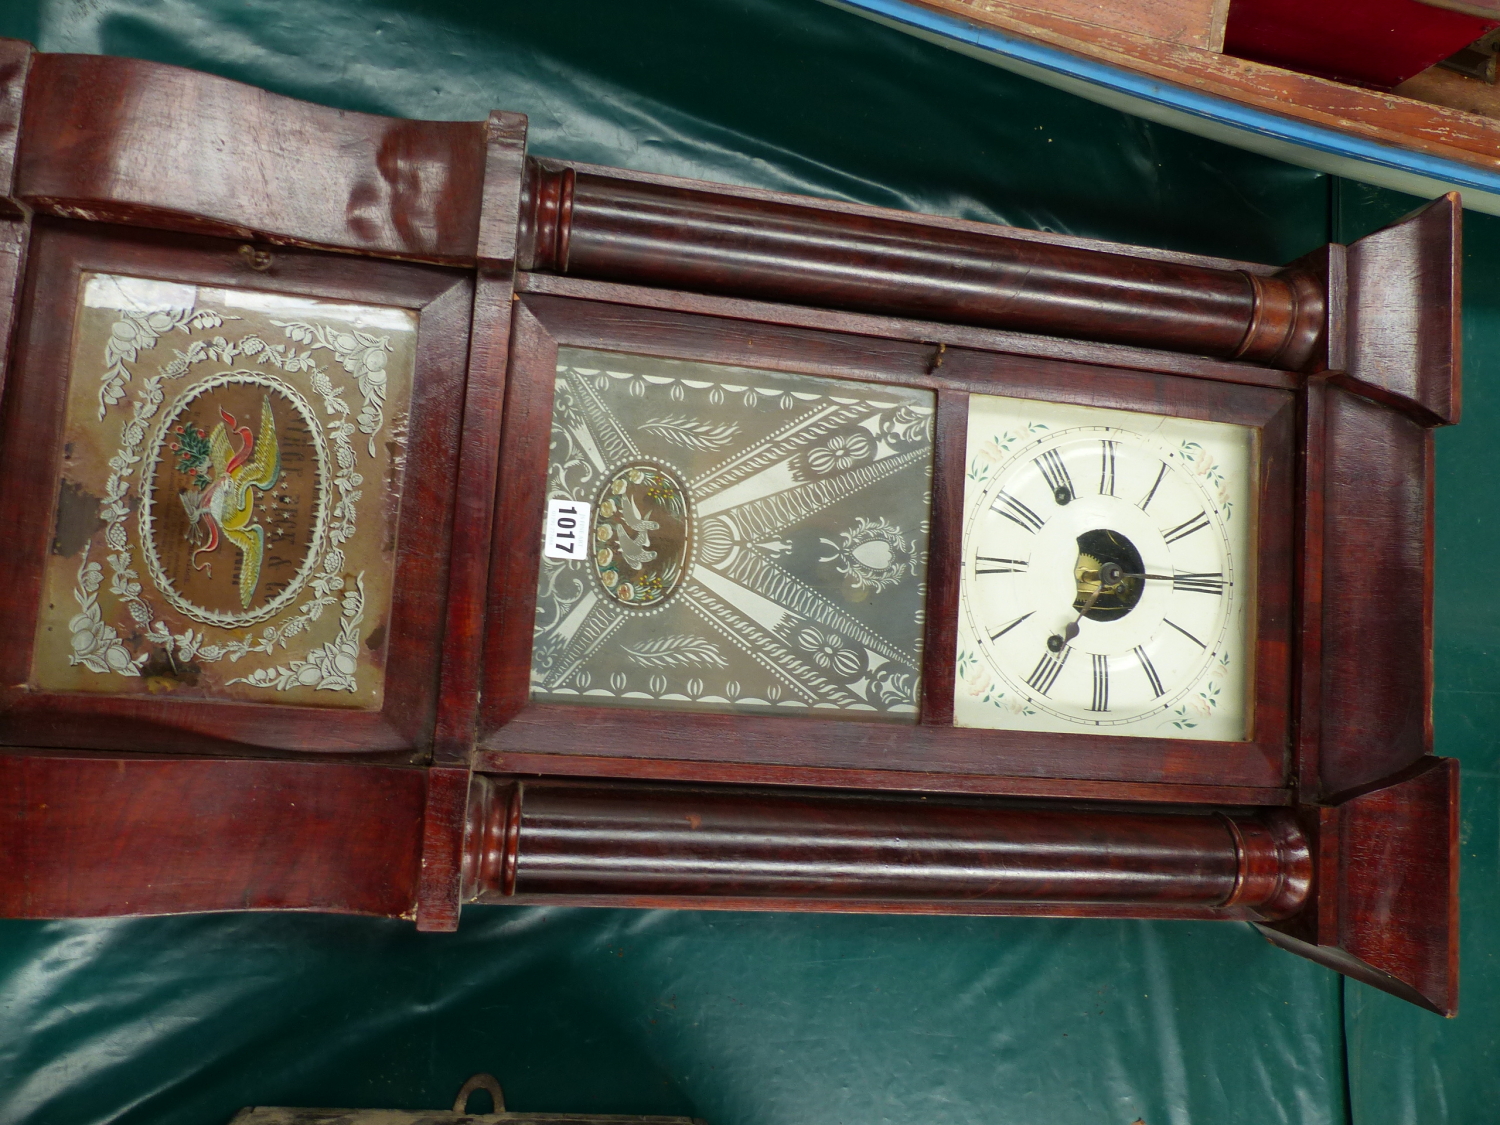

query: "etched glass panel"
xmin=31 ymin=273 xmax=417 ymax=709
xmin=530 ymin=348 xmax=934 ymax=719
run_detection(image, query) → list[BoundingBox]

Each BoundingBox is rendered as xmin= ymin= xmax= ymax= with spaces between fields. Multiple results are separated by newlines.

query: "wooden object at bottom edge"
xmin=0 ymin=752 xmax=1457 ymax=1014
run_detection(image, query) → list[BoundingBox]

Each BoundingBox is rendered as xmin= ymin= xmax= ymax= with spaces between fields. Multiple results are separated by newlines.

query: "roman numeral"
xmin=1099 ymin=440 xmax=1117 ymax=496
xmin=989 ymin=611 xmax=1034 ymax=642
xmin=975 ymin=556 xmax=1029 ymax=575
xmin=1035 ymin=449 xmax=1074 ymax=503
xmin=992 ymin=492 xmax=1046 ymax=533
xmin=1165 ymin=618 xmax=1207 ymax=648
xmin=1163 ymin=511 xmax=1210 ymax=545
xmin=1025 ymin=646 xmax=1069 ymax=696
xmin=1138 ymin=462 xmax=1168 ymax=511
xmin=1089 ymin=653 xmax=1109 ymax=712
xmin=1135 ymin=646 xmax=1165 ymax=698
xmin=1172 ymin=572 xmax=1226 ymax=595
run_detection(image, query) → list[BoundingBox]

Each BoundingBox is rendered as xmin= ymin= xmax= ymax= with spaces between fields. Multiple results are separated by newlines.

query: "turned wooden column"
xmin=518 ymin=163 xmax=1324 ymax=368
xmin=462 ymin=780 xmax=1311 ymax=918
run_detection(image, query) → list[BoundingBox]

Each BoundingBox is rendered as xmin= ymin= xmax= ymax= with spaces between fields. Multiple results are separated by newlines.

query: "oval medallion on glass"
xmin=592 ymin=463 xmax=691 ymax=608
xmin=139 ymin=371 xmax=329 ymax=628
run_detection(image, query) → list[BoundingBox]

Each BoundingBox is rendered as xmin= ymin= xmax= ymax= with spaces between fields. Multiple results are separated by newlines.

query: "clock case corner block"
xmin=0 ymin=43 xmax=1461 ymax=1012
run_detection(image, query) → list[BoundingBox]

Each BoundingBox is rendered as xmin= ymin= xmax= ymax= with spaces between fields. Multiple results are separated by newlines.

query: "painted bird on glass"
xmin=614 ymin=492 xmax=658 ymax=569
xmin=179 ymin=396 xmax=282 ymax=609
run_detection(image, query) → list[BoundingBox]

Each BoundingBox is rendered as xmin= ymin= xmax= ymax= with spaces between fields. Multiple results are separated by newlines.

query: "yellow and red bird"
xmin=179 ymin=396 xmax=282 ymax=609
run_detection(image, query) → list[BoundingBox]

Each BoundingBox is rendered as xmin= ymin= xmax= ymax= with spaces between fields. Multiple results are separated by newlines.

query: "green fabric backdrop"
xmin=0 ymin=2 xmax=1492 ymax=1122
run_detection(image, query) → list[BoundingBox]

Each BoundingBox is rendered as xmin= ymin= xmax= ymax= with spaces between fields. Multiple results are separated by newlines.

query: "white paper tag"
xmin=543 ymin=498 xmax=592 ymax=560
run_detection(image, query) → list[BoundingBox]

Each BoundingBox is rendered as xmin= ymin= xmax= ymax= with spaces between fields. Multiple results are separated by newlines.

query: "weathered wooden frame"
xmin=477 ymin=289 xmax=1297 ymax=801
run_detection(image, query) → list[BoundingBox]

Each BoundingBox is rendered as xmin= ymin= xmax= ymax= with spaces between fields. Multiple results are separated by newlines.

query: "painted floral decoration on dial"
xmin=954 ymin=393 xmax=1254 ymax=741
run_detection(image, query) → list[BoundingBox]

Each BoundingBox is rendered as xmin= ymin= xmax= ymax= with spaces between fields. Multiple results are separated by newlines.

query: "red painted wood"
xmin=522 ymin=163 xmax=1323 ymax=368
xmin=0 ymin=754 xmax=425 ymax=918
xmin=1295 ymin=376 xmax=1329 ymax=803
xmin=15 ymin=52 xmax=486 ymax=261
xmin=466 ymin=779 xmax=1310 ymax=919
xmin=478 ymin=302 xmax=559 ymax=732
xmin=544 ymin=159 xmax=1294 ymax=278
xmin=0 ymin=220 xmax=472 ymax=757
xmin=488 ymin=704 xmax=1283 ymax=789
xmin=1225 ymin=0 xmax=1495 ymax=89
xmin=0 ymin=40 xmax=33 ymax=409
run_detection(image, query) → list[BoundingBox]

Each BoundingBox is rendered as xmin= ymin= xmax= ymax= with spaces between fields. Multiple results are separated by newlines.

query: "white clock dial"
xmin=954 ymin=394 xmax=1254 ymax=741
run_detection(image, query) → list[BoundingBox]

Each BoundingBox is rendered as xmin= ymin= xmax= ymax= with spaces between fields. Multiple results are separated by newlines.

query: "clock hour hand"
xmin=1048 ymin=584 xmax=1104 ymax=653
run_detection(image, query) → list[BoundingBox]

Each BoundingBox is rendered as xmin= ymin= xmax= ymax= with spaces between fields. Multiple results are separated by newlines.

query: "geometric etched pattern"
xmin=530 ymin=348 xmax=934 ymax=720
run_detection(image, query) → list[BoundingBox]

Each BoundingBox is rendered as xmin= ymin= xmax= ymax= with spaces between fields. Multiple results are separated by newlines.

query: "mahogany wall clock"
xmin=0 ymin=44 xmax=1461 ymax=1016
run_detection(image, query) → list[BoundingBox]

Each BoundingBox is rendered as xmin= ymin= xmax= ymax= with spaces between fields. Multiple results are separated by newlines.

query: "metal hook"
xmin=452 ymin=1073 xmax=506 ymax=1115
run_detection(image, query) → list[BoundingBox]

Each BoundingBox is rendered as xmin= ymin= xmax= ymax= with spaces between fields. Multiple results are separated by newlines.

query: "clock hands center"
xmin=1047 ymin=584 xmax=1104 ymax=653
xmin=1046 ymin=557 xmax=1153 ymax=653
xmin=1097 ymin=561 xmax=1174 ymax=585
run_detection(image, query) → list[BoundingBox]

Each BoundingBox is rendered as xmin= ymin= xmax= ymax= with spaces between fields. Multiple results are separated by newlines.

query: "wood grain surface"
xmin=524 ymin=164 xmax=1322 ymax=368
xmin=1316 ymin=387 xmax=1433 ymax=795
xmin=467 ymin=779 xmax=1310 ymax=919
xmin=1260 ymin=755 xmax=1459 ymax=1015
xmin=1342 ymin=193 xmax=1463 ymax=425
xmin=0 ymin=754 xmax=425 ymax=918
xmin=900 ymin=1 xmax=1500 ymax=175
xmin=15 ymin=51 xmax=485 ymax=261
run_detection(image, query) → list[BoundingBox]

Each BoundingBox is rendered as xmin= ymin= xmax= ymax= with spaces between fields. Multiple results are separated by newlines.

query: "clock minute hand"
xmin=1097 ymin=561 xmax=1173 ymax=585
xmin=1047 ymin=585 xmax=1104 ymax=653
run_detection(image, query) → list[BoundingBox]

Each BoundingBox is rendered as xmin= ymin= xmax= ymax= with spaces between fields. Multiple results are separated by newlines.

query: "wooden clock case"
xmin=0 ymin=43 xmax=1461 ymax=1014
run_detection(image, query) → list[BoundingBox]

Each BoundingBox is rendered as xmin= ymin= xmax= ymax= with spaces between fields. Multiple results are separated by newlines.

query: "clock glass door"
xmin=955 ymin=393 xmax=1255 ymax=740
xmin=528 ymin=347 xmax=935 ymax=720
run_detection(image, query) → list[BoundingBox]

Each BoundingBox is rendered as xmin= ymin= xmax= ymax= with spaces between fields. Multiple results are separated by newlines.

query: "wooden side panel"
xmin=0 ymin=755 xmax=426 ymax=919
xmin=1259 ymin=756 xmax=1459 ymax=1016
xmin=15 ymin=53 xmax=485 ymax=261
xmin=1338 ymin=756 xmax=1460 ymax=1012
xmin=414 ymin=766 xmax=471 ymax=932
xmin=1318 ymin=388 xmax=1432 ymax=795
xmin=1343 ymin=193 xmax=1462 ymax=425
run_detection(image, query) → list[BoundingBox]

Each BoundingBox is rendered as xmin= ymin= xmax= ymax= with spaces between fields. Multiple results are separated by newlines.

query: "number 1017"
xmin=543 ymin=498 xmax=593 ymax=560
